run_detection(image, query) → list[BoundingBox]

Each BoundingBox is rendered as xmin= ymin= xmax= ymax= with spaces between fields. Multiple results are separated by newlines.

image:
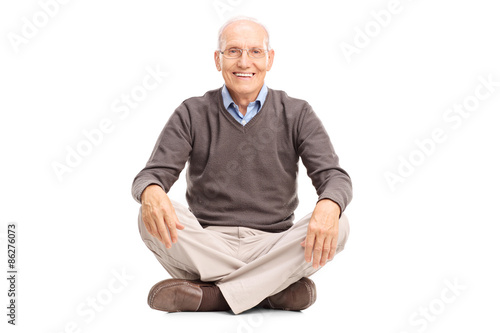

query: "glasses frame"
xmin=219 ymin=47 xmax=269 ymax=59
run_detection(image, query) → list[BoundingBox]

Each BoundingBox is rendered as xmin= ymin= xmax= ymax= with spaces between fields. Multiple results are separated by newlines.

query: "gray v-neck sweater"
xmin=132 ymin=87 xmax=352 ymax=232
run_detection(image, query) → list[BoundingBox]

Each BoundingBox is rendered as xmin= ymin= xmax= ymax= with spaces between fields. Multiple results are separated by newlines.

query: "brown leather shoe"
xmin=259 ymin=277 xmax=317 ymax=311
xmin=147 ymin=279 xmax=230 ymax=312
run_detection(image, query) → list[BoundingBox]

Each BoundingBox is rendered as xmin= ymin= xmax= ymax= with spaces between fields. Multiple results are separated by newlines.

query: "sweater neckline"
xmin=216 ymin=87 xmax=272 ymax=133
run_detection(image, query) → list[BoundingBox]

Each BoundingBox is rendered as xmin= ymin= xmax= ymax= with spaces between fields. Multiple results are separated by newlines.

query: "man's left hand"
xmin=301 ymin=199 xmax=341 ymax=269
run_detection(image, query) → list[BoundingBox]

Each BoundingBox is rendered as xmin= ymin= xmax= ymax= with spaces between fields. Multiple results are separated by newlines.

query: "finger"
xmin=304 ymin=232 xmax=316 ymax=263
xmin=327 ymin=239 xmax=335 ymax=261
xmin=328 ymin=231 xmax=339 ymax=260
xmin=312 ymin=236 xmax=325 ymax=269
xmin=143 ymin=207 xmax=162 ymax=240
xmin=166 ymin=211 xmax=183 ymax=243
xmin=328 ymin=236 xmax=339 ymax=260
xmin=155 ymin=214 xmax=172 ymax=249
xmin=142 ymin=214 xmax=152 ymax=234
xmin=320 ymin=236 xmax=332 ymax=266
xmin=165 ymin=217 xmax=178 ymax=244
xmin=145 ymin=215 xmax=160 ymax=239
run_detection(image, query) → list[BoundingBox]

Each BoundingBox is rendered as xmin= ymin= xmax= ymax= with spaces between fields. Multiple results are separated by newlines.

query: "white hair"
xmin=217 ymin=16 xmax=271 ymax=51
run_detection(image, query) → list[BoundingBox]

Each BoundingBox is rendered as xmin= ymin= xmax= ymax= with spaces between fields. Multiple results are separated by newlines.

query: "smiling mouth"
xmin=233 ymin=72 xmax=255 ymax=78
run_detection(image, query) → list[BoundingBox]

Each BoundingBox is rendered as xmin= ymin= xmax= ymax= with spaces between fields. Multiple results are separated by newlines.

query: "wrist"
xmin=317 ymin=199 xmax=341 ymax=216
xmin=141 ymin=184 xmax=163 ymax=203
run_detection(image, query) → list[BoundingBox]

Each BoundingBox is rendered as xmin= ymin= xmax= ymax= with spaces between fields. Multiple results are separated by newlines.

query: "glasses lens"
xmin=224 ymin=48 xmax=242 ymax=58
xmin=249 ymin=48 xmax=266 ymax=58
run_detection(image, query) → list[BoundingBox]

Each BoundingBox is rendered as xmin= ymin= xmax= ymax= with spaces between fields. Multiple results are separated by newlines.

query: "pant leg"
xmin=217 ymin=212 xmax=350 ymax=314
xmin=138 ymin=200 xmax=246 ymax=281
xmin=268 ymin=212 xmax=350 ymax=295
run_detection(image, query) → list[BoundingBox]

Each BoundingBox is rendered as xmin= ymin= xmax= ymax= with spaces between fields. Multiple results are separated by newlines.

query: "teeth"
xmin=235 ymin=73 xmax=253 ymax=77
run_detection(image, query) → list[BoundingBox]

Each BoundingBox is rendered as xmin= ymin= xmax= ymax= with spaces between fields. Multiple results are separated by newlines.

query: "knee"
xmin=336 ymin=213 xmax=350 ymax=251
xmin=339 ymin=214 xmax=349 ymax=238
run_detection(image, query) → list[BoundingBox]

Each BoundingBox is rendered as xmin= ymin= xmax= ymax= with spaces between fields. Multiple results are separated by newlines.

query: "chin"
xmin=233 ymin=82 xmax=258 ymax=91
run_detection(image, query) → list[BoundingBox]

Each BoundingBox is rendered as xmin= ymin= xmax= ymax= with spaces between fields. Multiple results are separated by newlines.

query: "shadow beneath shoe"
xmin=157 ymin=307 xmax=305 ymax=332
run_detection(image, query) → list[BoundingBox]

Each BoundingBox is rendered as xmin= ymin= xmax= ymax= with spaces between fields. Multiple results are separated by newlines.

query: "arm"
xmin=131 ymin=105 xmax=193 ymax=203
xmin=132 ymin=105 xmax=192 ymax=247
xmin=296 ymin=104 xmax=352 ymax=267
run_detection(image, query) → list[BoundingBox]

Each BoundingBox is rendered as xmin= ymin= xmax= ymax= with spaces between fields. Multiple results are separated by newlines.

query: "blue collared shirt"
xmin=222 ymin=84 xmax=268 ymax=126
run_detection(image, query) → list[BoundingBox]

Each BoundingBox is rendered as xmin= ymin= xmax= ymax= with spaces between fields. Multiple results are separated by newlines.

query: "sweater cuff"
xmin=132 ymin=179 xmax=166 ymax=203
xmin=317 ymin=192 xmax=345 ymax=217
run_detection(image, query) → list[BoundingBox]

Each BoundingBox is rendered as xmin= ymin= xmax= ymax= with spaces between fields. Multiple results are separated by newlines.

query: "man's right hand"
xmin=140 ymin=185 xmax=185 ymax=249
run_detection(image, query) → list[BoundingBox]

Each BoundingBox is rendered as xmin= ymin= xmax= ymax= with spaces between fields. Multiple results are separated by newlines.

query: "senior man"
xmin=132 ymin=17 xmax=352 ymax=315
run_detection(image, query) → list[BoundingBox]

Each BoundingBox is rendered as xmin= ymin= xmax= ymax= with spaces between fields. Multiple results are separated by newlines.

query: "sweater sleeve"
xmin=131 ymin=104 xmax=192 ymax=203
xmin=296 ymin=104 xmax=353 ymax=214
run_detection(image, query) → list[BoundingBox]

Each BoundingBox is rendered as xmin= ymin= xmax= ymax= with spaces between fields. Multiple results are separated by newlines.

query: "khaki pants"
xmin=138 ymin=200 xmax=350 ymax=314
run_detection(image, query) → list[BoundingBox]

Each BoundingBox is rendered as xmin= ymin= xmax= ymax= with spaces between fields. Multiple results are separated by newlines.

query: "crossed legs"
xmin=138 ymin=200 xmax=350 ymax=314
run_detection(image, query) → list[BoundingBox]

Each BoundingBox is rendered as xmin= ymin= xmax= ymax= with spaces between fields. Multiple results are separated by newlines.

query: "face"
xmin=214 ymin=21 xmax=275 ymax=101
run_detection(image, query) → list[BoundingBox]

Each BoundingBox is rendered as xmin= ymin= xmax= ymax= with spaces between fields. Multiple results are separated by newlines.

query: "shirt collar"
xmin=222 ymin=84 xmax=268 ymax=111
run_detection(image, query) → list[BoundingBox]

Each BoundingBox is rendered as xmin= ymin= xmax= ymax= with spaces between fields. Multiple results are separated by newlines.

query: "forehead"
xmin=221 ymin=21 xmax=267 ymax=48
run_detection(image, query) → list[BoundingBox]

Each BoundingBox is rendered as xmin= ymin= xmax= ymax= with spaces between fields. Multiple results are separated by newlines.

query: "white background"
xmin=1 ymin=0 xmax=499 ymax=332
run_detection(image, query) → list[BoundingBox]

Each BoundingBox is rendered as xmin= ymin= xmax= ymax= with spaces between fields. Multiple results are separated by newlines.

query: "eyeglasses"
xmin=219 ymin=47 xmax=268 ymax=59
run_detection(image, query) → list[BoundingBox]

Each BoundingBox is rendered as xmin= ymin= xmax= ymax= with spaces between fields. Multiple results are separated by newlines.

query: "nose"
xmin=238 ymin=50 xmax=251 ymax=68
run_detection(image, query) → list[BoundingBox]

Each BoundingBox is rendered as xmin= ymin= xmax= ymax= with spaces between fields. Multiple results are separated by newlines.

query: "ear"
xmin=266 ymin=49 xmax=275 ymax=71
xmin=214 ymin=51 xmax=222 ymax=71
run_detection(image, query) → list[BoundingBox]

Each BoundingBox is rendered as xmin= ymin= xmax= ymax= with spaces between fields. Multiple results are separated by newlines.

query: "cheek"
xmin=256 ymin=60 xmax=269 ymax=73
xmin=221 ymin=62 xmax=235 ymax=74
xmin=257 ymin=63 xmax=268 ymax=74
